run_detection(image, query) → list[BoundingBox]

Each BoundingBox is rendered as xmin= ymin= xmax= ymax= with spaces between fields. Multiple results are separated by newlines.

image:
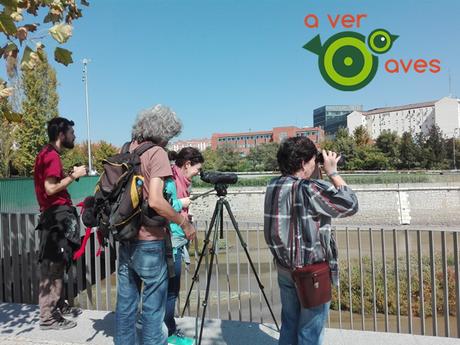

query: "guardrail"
xmin=1 ymin=213 xmax=459 ymax=338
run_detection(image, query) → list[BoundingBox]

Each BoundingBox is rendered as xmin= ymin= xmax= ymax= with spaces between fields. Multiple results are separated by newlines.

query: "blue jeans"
xmin=277 ymin=268 xmax=330 ymax=345
xmin=164 ymin=247 xmax=183 ymax=336
xmin=115 ymin=240 xmax=168 ymax=345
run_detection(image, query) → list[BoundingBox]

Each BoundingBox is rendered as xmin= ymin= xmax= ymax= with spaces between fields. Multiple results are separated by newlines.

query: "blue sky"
xmin=5 ymin=0 xmax=460 ymax=146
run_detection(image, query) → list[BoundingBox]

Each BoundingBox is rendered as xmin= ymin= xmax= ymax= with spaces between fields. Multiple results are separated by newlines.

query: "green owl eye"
xmin=368 ymin=29 xmax=398 ymax=54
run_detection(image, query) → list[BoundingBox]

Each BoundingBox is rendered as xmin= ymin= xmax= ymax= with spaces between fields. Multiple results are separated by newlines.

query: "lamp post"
xmin=453 ymin=128 xmax=459 ymax=171
xmin=82 ymin=58 xmax=93 ymax=175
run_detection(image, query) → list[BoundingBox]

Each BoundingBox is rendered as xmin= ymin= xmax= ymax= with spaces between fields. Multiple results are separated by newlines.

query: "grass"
xmin=331 ymin=255 xmax=457 ymax=317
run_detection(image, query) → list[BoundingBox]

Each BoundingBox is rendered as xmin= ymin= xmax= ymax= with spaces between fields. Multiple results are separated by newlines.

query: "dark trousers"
xmin=164 ymin=247 xmax=183 ymax=336
xmin=39 ymin=259 xmax=66 ymax=325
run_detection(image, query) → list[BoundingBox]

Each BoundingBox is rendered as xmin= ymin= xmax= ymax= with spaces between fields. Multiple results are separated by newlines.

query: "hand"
xmin=180 ymin=197 xmax=191 ymax=209
xmin=72 ymin=165 xmax=87 ymax=179
xmin=321 ymin=150 xmax=341 ymax=176
xmin=182 ymin=221 xmax=197 ymax=241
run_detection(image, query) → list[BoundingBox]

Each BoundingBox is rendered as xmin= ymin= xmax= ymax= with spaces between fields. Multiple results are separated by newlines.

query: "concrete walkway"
xmin=1 ymin=303 xmax=459 ymax=345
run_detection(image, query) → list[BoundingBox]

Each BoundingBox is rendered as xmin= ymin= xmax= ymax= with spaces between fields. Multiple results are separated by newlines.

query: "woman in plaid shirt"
xmin=264 ymin=136 xmax=358 ymax=345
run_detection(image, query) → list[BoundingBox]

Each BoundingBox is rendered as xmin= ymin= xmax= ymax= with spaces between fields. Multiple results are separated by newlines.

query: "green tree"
xmin=353 ymin=125 xmax=371 ymax=147
xmin=0 ymin=100 xmax=18 ymax=177
xmin=202 ymin=147 xmax=219 ymax=171
xmin=92 ymin=141 xmax=119 ymax=173
xmin=13 ymin=57 xmax=59 ymax=176
xmin=398 ymin=132 xmax=418 ymax=169
xmin=414 ymin=132 xmax=429 ymax=169
xmin=326 ymin=128 xmax=357 ymax=170
xmin=376 ymin=130 xmax=400 ymax=168
xmin=424 ymin=125 xmax=447 ymax=169
xmin=347 ymin=146 xmax=390 ymax=170
xmin=215 ymin=144 xmax=241 ymax=172
xmin=247 ymin=142 xmax=279 ymax=171
xmin=446 ymin=137 xmax=460 ymax=170
xmin=61 ymin=143 xmax=86 ymax=173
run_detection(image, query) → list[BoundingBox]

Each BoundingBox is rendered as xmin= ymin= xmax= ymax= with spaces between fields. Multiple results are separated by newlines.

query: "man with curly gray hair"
xmin=115 ymin=104 xmax=196 ymax=345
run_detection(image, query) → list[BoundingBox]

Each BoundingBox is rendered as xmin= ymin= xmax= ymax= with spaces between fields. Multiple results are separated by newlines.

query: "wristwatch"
xmin=328 ymin=171 xmax=339 ymax=178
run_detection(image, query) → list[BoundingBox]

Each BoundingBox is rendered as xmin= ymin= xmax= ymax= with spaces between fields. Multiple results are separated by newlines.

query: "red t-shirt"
xmin=34 ymin=144 xmax=72 ymax=212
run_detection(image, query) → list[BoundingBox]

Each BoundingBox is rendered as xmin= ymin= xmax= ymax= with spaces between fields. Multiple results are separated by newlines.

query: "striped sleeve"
xmin=303 ymin=179 xmax=359 ymax=218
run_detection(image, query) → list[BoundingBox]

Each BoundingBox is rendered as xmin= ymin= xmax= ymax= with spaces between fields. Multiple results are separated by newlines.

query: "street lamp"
xmin=82 ymin=58 xmax=93 ymax=175
xmin=453 ymin=128 xmax=459 ymax=171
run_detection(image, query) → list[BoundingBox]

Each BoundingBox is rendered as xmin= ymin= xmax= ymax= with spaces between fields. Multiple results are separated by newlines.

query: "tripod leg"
xmin=181 ymin=200 xmax=222 ymax=317
xmin=198 ymin=205 xmax=221 ymax=345
xmin=222 ymin=199 xmax=280 ymax=331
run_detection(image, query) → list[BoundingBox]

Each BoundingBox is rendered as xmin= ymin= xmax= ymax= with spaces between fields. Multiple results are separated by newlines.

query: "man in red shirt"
xmin=34 ymin=117 xmax=87 ymax=330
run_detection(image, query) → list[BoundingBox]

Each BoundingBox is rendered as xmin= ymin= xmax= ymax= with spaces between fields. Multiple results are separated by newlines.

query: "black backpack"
xmin=83 ymin=141 xmax=158 ymax=241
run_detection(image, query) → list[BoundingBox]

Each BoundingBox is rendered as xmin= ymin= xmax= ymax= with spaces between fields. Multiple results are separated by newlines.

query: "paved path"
xmin=1 ymin=303 xmax=460 ymax=345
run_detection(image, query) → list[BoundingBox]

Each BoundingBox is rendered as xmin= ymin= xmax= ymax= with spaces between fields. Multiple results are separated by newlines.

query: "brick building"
xmin=211 ymin=126 xmax=324 ymax=155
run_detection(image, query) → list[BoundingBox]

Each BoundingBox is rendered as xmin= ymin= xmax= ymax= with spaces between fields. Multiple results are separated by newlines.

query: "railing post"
xmin=429 ymin=231 xmax=438 ymax=336
xmin=358 ymin=227 xmax=365 ymax=330
xmin=393 ymin=229 xmax=401 ymax=333
xmin=346 ymin=227 xmax=353 ymax=329
xmin=381 ymin=228 xmax=389 ymax=332
xmin=454 ymin=232 xmax=460 ymax=338
xmin=417 ymin=230 xmax=426 ymax=335
xmin=369 ymin=227 xmax=377 ymax=332
xmin=441 ymin=231 xmax=450 ymax=337
xmin=405 ymin=229 xmax=413 ymax=334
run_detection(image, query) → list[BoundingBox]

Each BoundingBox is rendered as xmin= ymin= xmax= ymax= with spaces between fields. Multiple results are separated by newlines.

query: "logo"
xmin=303 ymin=29 xmax=398 ymax=91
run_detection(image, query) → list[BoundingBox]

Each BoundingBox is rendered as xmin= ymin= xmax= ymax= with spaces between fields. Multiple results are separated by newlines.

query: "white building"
xmin=347 ymin=97 xmax=460 ymax=139
xmin=168 ymin=138 xmax=211 ymax=152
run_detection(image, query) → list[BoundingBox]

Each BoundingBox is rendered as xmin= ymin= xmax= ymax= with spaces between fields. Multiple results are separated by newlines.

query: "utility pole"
xmin=454 ymin=128 xmax=459 ymax=171
xmin=82 ymin=58 xmax=93 ymax=174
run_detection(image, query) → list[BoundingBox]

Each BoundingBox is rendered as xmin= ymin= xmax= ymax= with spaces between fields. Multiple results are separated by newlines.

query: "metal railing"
xmin=1 ymin=213 xmax=459 ymax=338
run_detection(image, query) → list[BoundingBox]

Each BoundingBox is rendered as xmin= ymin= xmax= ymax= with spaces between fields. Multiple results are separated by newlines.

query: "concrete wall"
xmin=189 ymin=183 xmax=460 ymax=228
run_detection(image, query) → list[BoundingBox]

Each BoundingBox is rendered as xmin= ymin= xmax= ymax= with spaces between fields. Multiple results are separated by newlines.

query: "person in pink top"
xmin=164 ymin=147 xmax=204 ymax=343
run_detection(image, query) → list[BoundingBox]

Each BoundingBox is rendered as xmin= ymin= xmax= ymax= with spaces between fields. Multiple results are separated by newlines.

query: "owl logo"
xmin=303 ymin=29 xmax=398 ymax=91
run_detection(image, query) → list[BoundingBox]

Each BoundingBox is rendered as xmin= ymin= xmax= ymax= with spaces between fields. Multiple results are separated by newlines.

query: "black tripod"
xmin=181 ymin=183 xmax=279 ymax=345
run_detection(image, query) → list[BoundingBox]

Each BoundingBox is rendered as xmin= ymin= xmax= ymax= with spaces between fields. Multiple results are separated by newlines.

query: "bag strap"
xmin=121 ymin=141 xmax=156 ymax=156
xmin=133 ymin=142 xmax=156 ymax=156
xmin=289 ymin=179 xmax=300 ymax=270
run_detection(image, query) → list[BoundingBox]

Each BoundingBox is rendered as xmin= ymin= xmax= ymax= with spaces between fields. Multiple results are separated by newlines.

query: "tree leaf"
xmin=81 ymin=0 xmax=89 ymax=6
xmin=0 ymin=84 xmax=13 ymax=98
xmin=54 ymin=47 xmax=72 ymax=66
xmin=0 ymin=12 xmax=18 ymax=35
xmin=24 ymin=23 xmax=38 ymax=32
xmin=49 ymin=23 xmax=72 ymax=44
xmin=16 ymin=26 xmax=27 ymax=43
xmin=10 ymin=10 xmax=23 ymax=22
xmin=3 ymin=109 xmax=22 ymax=122
xmin=17 ymin=0 xmax=28 ymax=9
xmin=36 ymin=42 xmax=46 ymax=61
xmin=20 ymin=45 xmax=39 ymax=70
xmin=3 ymin=42 xmax=18 ymax=56
xmin=6 ymin=54 xmax=17 ymax=77
xmin=43 ymin=12 xmax=61 ymax=24
xmin=0 ymin=0 xmax=19 ymax=8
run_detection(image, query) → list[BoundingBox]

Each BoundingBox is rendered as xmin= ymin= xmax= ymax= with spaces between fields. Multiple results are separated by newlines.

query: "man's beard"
xmin=62 ymin=138 xmax=75 ymax=149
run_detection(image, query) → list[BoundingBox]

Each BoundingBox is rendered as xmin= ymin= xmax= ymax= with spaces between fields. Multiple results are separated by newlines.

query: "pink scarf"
xmin=172 ymin=164 xmax=191 ymax=216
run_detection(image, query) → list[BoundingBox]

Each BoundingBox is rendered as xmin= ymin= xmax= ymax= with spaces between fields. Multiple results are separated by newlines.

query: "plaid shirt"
xmin=264 ymin=175 xmax=358 ymax=285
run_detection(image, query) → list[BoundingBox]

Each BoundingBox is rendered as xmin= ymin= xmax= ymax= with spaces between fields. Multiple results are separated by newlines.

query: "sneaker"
xmin=168 ymin=330 xmax=195 ymax=345
xmin=40 ymin=317 xmax=77 ymax=330
xmin=59 ymin=301 xmax=82 ymax=317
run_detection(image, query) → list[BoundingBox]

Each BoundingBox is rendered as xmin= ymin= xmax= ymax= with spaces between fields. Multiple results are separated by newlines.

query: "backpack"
xmin=83 ymin=141 xmax=156 ymax=242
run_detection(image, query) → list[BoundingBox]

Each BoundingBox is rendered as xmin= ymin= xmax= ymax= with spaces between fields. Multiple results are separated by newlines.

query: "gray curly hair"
xmin=131 ymin=104 xmax=182 ymax=145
